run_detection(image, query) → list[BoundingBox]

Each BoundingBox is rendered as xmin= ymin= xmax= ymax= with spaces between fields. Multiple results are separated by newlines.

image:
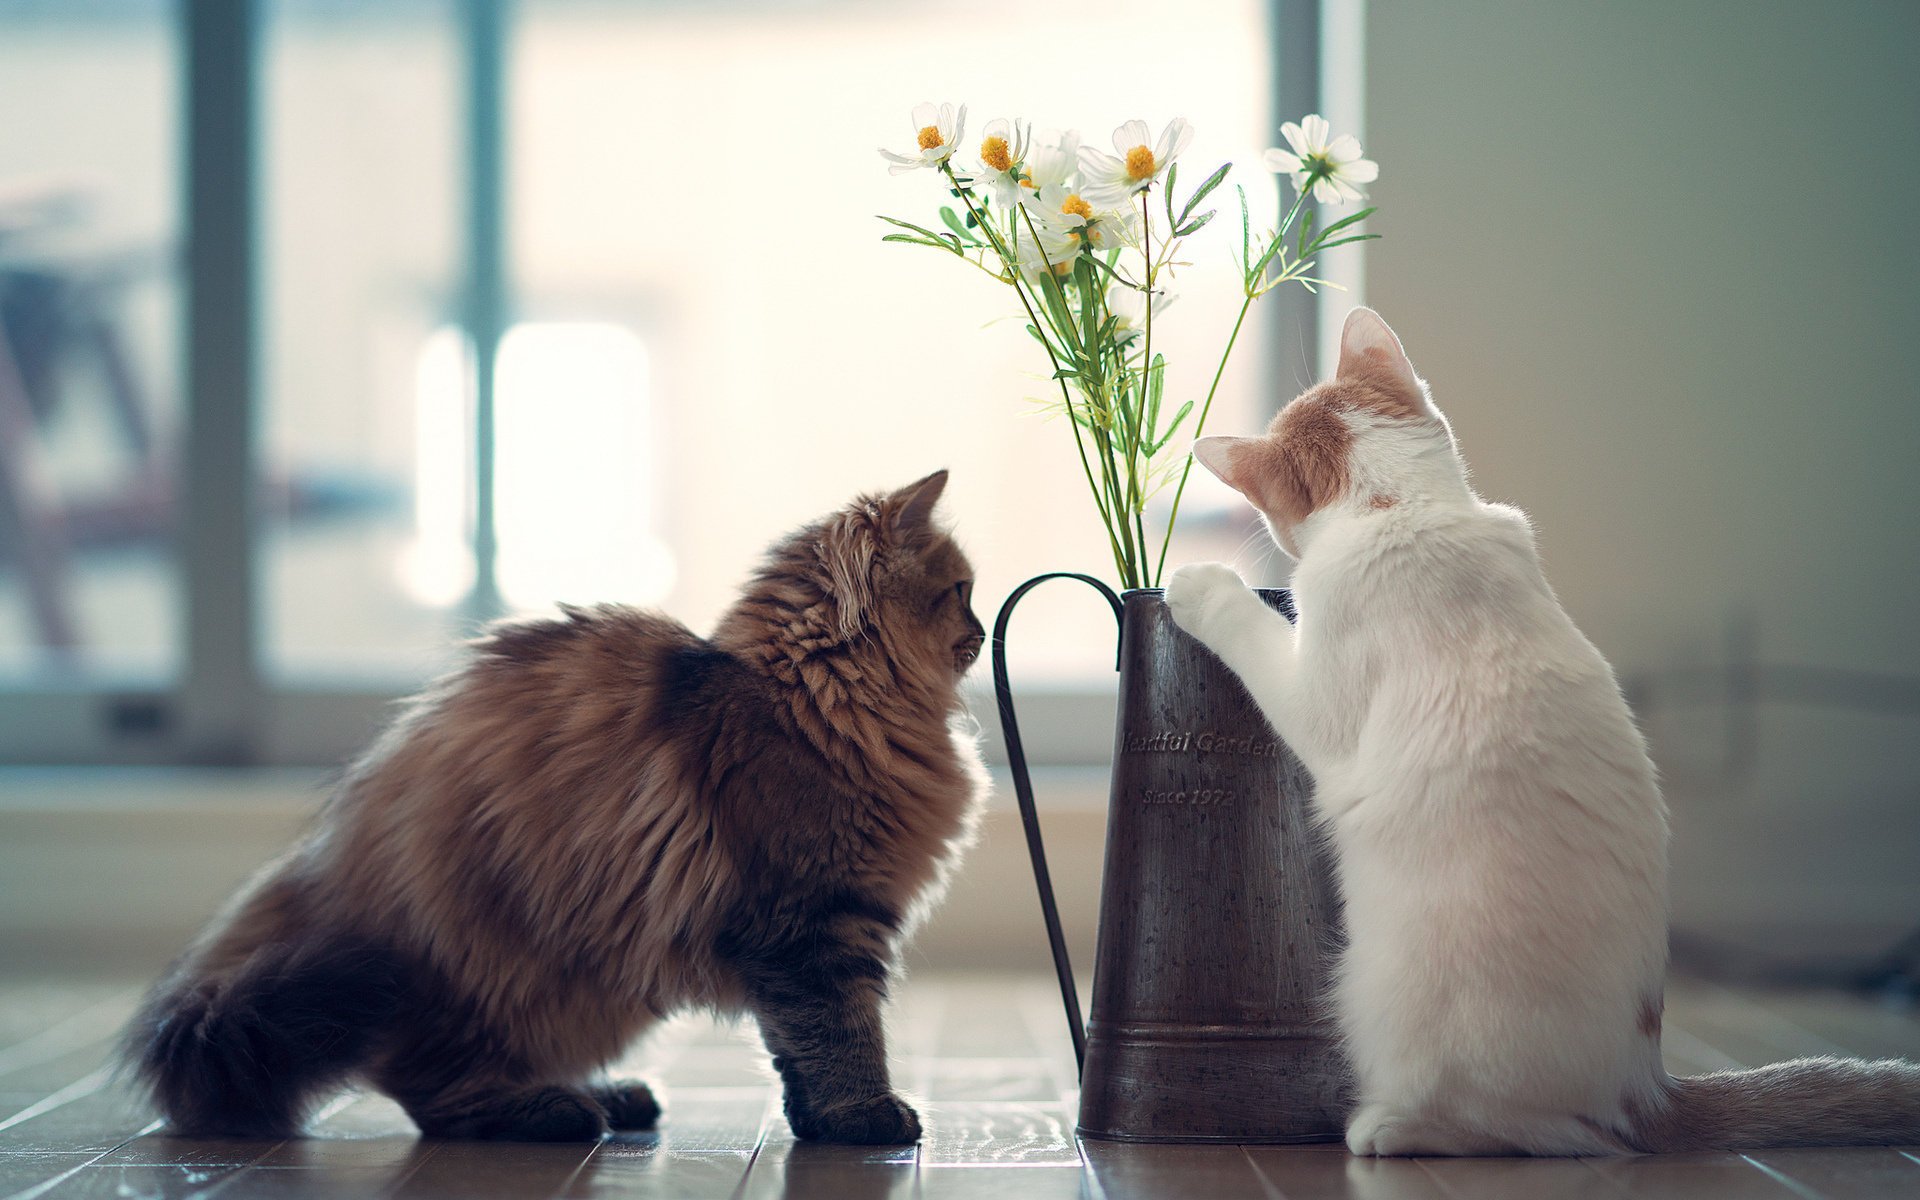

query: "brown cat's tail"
xmin=123 ymin=936 xmax=405 ymax=1136
xmin=1629 ymin=1058 xmax=1920 ymax=1151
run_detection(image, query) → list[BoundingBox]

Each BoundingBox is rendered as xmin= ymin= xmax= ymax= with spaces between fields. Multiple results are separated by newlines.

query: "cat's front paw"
xmin=789 ymin=1093 xmax=922 ymax=1145
xmin=1166 ymin=562 xmax=1256 ymax=647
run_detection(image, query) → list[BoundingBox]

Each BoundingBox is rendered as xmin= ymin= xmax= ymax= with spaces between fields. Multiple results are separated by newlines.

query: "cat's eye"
xmin=954 ymin=580 xmax=973 ymax=606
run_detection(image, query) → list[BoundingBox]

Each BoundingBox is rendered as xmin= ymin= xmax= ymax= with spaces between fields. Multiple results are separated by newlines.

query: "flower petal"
xmin=1280 ymin=121 xmax=1309 ymax=157
xmin=1301 ymin=113 xmax=1330 ymax=151
xmin=1263 ymin=147 xmax=1304 ymax=173
xmin=910 ymin=102 xmax=938 ymax=130
xmin=1327 ymin=134 xmax=1362 ymax=162
xmin=1342 ymin=157 xmax=1380 ymax=183
xmin=1079 ymin=146 xmax=1123 ymax=180
xmin=1114 ymin=119 xmax=1151 ymax=154
xmin=1158 ymin=117 xmax=1194 ymax=163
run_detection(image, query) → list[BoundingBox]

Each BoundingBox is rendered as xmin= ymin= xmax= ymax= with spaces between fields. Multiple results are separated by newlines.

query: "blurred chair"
xmin=1 ymin=177 xmax=403 ymax=661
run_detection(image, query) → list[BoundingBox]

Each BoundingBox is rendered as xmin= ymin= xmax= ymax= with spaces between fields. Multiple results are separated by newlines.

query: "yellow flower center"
xmin=917 ymin=125 xmax=944 ymax=151
xmin=1125 ymin=145 xmax=1156 ymax=181
xmin=1061 ymin=194 xmax=1094 ymax=220
xmin=1019 ymin=178 xmax=1037 ymax=190
xmin=980 ymin=135 xmax=1012 ymax=172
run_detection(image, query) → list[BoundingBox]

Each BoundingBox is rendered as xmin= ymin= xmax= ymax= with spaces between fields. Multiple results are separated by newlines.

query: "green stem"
xmin=1018 ymin=202 xmax=1137 ymax=583
xmin=1151 ymin=290 xmax=1256 ymax=586
xmin=1148 ymin=170 xmax=1335 ymax=585
xmin=947 ymin=164 xmax=1127 ymax=579
xmin=1133 ymin=188 xmax=1155 ymax=583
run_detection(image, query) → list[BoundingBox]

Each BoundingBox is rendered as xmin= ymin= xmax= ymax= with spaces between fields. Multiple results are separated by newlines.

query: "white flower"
xmin=1010 ymin=214 xmax=1080 ymax=283
xmin=879 ymin=102 xmax=968 ymax=174
xmin=971 ymin=117 xmax=1033 ymax=208
xmin=1263 ymin=114 xmax=1378 ymax=203
xmin=1030 ymin=183 xmax=1138 ymax=256
xmin=1078 ymin=118 xmax=1193 ymax=207
xmin=1022 ymin=130 xmax=1081 ymax=194
xmin=1106 ymin=285 xmax=1176 ymax=344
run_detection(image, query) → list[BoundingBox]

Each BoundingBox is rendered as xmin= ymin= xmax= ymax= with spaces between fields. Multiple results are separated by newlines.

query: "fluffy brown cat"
xmin=125 ymin=470 xmax=986 ymax=1145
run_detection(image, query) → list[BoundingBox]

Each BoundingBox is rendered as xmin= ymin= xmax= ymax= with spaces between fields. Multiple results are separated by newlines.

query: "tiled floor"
xmin=1 ymin=973 xmax=1917 ymax=1198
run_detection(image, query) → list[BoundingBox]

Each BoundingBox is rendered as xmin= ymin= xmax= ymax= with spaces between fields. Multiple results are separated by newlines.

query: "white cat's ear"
xmin=890 ymin=469 xmax=949 ymax=530
xmin=1191 ymin=436 xmax=1255 ymax=497
xmin=1337 ymin=307 xmax=1423 ymax=399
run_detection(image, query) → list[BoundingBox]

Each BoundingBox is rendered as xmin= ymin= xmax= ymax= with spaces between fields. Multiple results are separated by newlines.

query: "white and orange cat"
xmin=1166 ymin=307 xmax=1920 ymax=1156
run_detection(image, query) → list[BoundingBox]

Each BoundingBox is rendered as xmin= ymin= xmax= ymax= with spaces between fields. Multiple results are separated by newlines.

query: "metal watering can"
xmin=991 ymin=574 xmax=1349 ymax=1142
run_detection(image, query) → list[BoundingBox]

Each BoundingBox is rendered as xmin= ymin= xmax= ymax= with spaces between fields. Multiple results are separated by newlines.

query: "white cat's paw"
xmin=1346 ymin=1105 xmax=1470 ymax=1157
xmin=1165 ymin=562 xmax=1254 ymax=645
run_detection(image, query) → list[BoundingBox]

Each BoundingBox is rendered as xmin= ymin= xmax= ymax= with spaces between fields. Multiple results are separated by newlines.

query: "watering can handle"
xmin=989 ymin=572 xmax=1125 ymax=1080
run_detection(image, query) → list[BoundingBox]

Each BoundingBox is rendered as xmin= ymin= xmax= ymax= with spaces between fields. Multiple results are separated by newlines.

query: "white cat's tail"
xmin=1629 ymin=1058 xmax=1920 ymax=1151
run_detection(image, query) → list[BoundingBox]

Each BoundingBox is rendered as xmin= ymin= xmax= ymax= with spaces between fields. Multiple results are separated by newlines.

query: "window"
xmin=0 ymin=0 xmax=1333 ymax=765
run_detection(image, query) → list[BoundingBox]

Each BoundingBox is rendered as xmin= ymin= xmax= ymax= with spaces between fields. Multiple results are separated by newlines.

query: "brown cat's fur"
xmin=124 ymin=471 xmax=986 ymax=1145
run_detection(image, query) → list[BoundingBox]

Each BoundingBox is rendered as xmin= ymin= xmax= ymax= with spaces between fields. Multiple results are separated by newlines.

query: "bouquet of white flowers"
xmin=881 ymin=105 xmax=1380 ymax=588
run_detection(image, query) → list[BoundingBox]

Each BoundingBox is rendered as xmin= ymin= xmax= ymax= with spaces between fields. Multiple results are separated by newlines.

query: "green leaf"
xmin=940 ymin=206 xmax=979 ymax=243
xmin=1308 ymin=233 xmax=1382 ymax=252
xmin=1178 ymin=163 xmax=1232 ymax=225
xmin=1236 ymin=184 xmax=1251 ymax=268
xmin=1144 ymin=352 xmax=1166 ymax=442
xmin=1038 ymin=271 xmax=1076 ymax=347
xmin=1084 ymin=252 xmax=1143 ymax=290
xmin=1310 ymin=205 xmax=1376 ymax=244
xmin=1149 ymin=400 xmax=1195 ymax=453
xmin=877 ymin=215 xmax=949 ymax=242
xmin=1075 ymin=258 xmax=1101 ymax=354
xmin=880 ymin=233 xmax=962 ymax=256
xmin=1296 ymin=208 xmax=1316 ymax=259
xmin=1251 ymin=232 xmax=1288 ymax=282
xmin=1053 ymin=367 xmax=1080 ymax=380
xmin=1163 ymin=162 xmax=1180 ymax=226
xmin=1174 ymin=209 xmax=1217 ymax=238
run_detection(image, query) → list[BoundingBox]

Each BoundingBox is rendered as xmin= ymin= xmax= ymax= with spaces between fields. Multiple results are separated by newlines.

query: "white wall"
xmin=1363 ymin=0 xmax=1920 ymax=960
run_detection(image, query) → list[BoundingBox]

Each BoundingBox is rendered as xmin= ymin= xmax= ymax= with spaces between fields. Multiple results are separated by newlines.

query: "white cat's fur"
xmin=1166 ymin=308 xmax=1920 ymax=1156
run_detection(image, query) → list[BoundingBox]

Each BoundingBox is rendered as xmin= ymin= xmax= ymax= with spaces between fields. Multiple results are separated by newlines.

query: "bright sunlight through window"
xmin=404 ymin=322 xmax=674 ymax=612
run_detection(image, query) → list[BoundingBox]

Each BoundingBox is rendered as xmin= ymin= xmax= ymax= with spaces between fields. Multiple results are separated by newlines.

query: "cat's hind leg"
xmin=373 ymin=1002 xmax=610 ymax=1142
xmin=1346 ymin=1104 xmax=1503 ymax=1157
xmin=403 ymin=1084 xmax=610 ymax=1142
xmin=1347 ymin=1103 xmax=1623 ymax=1157
xmin=586 ymin=1080 xmax=661 ymax=1131
xmin=126 ymin=933 xmax=405 ymax=1137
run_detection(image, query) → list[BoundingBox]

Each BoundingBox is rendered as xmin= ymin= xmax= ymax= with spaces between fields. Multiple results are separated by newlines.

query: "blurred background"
xmin=0 ymin=0 xmax=1915 ymax=993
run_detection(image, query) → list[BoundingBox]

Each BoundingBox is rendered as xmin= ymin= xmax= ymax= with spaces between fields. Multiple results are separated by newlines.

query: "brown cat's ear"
xmin=1336 ymin=307 xmax=1424 ymax=402
xmin=888 ymin=469 xmax=950 ymax=533
xmin=1191 ymin=436 xmax=1258 ymax=499
xmin=818 ymin=514 xmax=875 ymax=641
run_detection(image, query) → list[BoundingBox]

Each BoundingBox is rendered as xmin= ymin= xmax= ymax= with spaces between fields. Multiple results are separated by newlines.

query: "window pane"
xmin=259 ymin=0 xmax=464 ymax=682
xmin=0 ymin=0 xmax=181 ymax=681
xmin=513 ymin=0 xmax=1278 ymax=681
